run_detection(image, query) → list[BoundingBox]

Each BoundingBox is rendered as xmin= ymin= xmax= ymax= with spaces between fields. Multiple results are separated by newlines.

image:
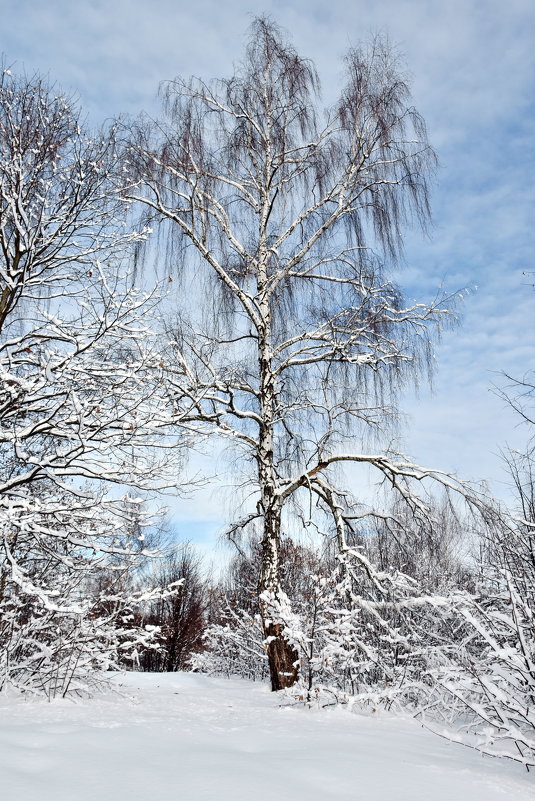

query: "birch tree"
xmin=128 ymin=18 xmax=479 ymax=690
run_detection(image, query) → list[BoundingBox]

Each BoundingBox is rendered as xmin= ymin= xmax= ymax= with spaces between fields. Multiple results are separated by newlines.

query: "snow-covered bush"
xmin=192 ymin=604 xmax=268 ymax=682
xmin=419 ymin=516 xmax=535 ymax=768
xmin=0 ymin=558 xmax=179 ymax=698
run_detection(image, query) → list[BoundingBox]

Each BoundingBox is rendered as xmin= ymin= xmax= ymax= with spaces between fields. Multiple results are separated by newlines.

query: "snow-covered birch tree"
xmin=127 ymin=18 xmax=481 ymax=690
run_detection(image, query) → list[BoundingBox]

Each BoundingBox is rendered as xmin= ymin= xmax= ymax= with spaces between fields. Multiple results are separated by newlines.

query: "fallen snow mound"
xmin=0 ymin=672 xmax=533 ymax=800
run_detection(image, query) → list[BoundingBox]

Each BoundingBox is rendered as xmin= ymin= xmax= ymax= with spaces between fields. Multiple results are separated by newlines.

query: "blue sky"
xmin=3 ymin=0 xmax=535 ymax=543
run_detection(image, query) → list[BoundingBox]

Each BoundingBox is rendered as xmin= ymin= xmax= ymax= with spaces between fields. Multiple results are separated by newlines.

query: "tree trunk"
xmin=265 ymin=621 xmax=299 ymax=691
xmin=255 ymin=158 xmax=300 ymax=690
xmin=258 ymin=499 xmax=300 ymax=690
xmin=256 ymin=333 xmax=300 ymax=689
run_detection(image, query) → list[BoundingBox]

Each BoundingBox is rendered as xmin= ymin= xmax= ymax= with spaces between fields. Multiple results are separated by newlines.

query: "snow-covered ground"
xmin=0 ymin=672 xmax=532 ymax=800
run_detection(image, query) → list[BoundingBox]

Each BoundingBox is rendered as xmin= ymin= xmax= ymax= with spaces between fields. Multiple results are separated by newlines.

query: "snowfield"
xmin=0 ymin=672 xmax=533 ymax=801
